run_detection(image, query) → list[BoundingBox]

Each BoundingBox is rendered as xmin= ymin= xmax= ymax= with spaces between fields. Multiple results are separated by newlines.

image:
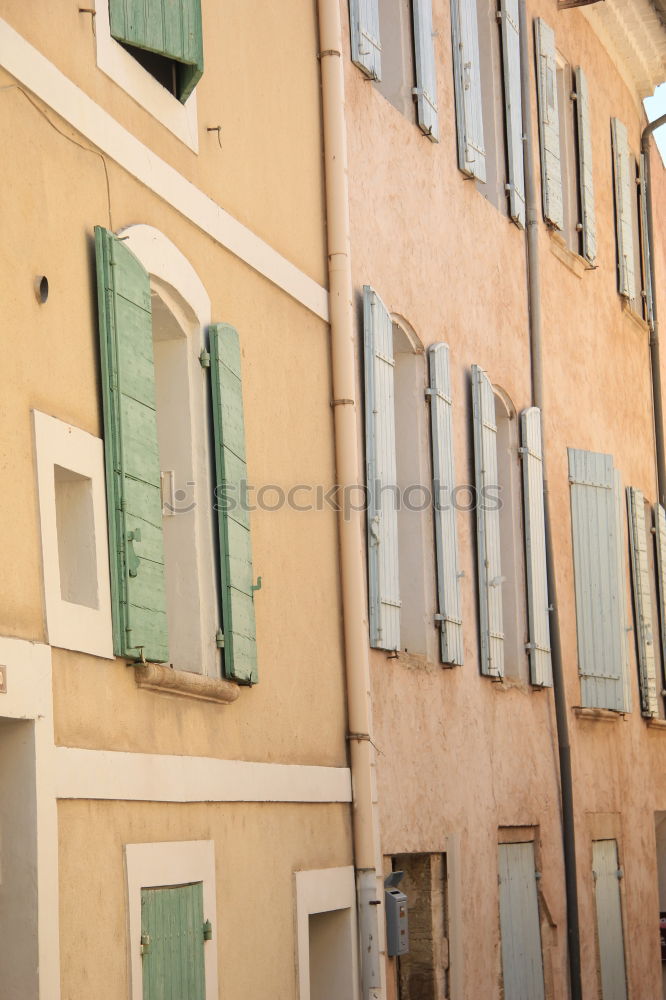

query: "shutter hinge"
xmin=140 ymin=933 xmax=151 ymax=956
xmin=199 ymin=349 xmax=211 ymax=368
xmin=592 ymin=869 xmax=598 ymax=882
xmin=215 ymin=629 xmax=225 ymax=648
xmin=616 ymin=867 xmax=624 ymax=879
xmin=203 ymin=919 xmax=213 ymax=940
xmin=252 ymin=576 xmax=263 ymax=594
xmin=434 ymin=613 xmax=444 ymax=628
xmin=535 ymin=870 xmax=542 ymax=880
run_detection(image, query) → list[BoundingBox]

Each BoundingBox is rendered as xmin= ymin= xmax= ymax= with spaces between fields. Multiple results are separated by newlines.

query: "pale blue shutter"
xmin=592 ymin=841 xmax=628 ymax=1000
xmin=520 ymin=409 xmax=552 ymax=687
xmin=611 ymin=118 xmax=636 ymax=301
xmin=654 ymin=504 xmax=666 ymax=676
xmin=575 ymin=67 xmax=597 ymax=263
xmin=499 ymin=0 xmax=525 ymax=227
xmin=413 ymin=0 xmax=440 ymax=141
xmin=639 ymin=153 xmax=654 ymax=325
xmin=498 ymin=843 xmax=546 ymax=1000
xmin=349 ymin=0 xmax=381 ymax=80
xmin=627 ymin=488 xmax=658 ymax=717
xmin=534 ymin=19 xmax=563 ymax=230
xmin=428 ymin=344 xmax=463 ymax=665
xmin=568 ymin=449 xmax=629 ymax=712
xmin=364 ymin=286 xmax=400 ymax=651
xmin=472 ymin=366 xmax=503 ymax=677
xmin=450 ymin=0 xmax=486 ymax=180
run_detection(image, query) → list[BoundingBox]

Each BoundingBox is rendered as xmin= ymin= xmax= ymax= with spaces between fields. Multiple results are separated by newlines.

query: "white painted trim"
xmin=92 ymin=0 xmax=199 ymax=151
xmin=55 ymin=747 xmax=353 ymax=803
xmin=0 ymin=19 xmax=329 ymax=322
xmin=33 ymin=410 xmax=114 ymax=660
xmin=294 ymin=866 xmax=360 ymax=1000
xmin=125 ymin=840 xmax=217 ymax=1000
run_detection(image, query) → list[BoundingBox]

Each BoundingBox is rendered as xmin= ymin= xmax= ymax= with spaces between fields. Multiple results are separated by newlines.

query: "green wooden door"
xmin=141 ymin=882 xmax=206 ymax=1000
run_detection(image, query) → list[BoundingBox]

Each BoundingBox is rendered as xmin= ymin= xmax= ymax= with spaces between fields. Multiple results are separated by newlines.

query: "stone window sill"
xmin=548 ymin=232 xmax=586 ymax=279
xmin=573 ymin=706 xmax=625 ymax=723
xmin=621 ymin=298 xmax=649 ymax=333
xmin=647 ymin=718 xmax=666 ymax=730
xmin=133 ymin=662 xmax=239 ymax=704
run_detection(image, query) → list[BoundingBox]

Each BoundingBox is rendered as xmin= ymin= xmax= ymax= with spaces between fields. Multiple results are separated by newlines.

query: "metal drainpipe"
xmin=642 ymin=114 xmax=666 ymax=507
xmin=317 ymin=2 xmax=385 ymax=997
xmin=518 ymin=2 xmax=582 ymax=999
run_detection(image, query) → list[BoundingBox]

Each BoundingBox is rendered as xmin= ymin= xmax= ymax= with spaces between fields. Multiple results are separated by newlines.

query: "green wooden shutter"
xmin=627 ymin=489 xmax=658 ymax=717
xmin=534 ymin=19 xmax=563 ymax=230
xmin=209 ymin=324 xmax=258 ymax=685
xmin=141 ymin=882 xmax=206 ymax=1000
xmin=109 ymin=0 xmax=204 ymax=102
xmin=95 ymin=225 xmax=169 ymax=663
xmin=611 ymin=118 xmax=636 ymax=301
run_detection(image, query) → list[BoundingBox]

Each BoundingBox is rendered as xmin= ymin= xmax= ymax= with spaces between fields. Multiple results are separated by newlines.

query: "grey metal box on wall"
xmin=385 ymin=887 xmax=409 ymax=956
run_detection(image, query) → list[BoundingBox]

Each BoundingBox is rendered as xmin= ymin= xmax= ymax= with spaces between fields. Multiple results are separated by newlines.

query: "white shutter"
xmin=627 ymin=488 xmax=658 ymax=717
xmin=534 ymin=19 xmax=563 ymax=230
xmin=349 ymin=0 xmax=382 ymax=80
xmin=428 ymin=344 xmax=463 ymax=665
xmin=520 ymin=409 xmax=552 ymax=687
xmin=413 ymin=0 xmax=440 ymax=141
xmin=654 ymin=504 xmax=666 ymax=683
xmin=364 ymin=286 xmax=400 ymax=651
xmin=575 ymin=67 xmax=597 ymax=263
xmin=499 ymin=0 xmax=525 ymax=227
xmin=450 ymin=0 xmax=486 ymax=181
xmin=640 ymin=153 xmax=654 ymax=326
xmin=568 ymin=449 xmax=629 ymax=712
xmin=611 ymin=118 xmax=636 ymax=301
xmin=472 ymin=366 xmax=504 ymax=677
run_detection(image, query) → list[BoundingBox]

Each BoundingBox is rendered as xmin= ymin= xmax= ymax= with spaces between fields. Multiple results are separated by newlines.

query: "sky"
xmin=645 ymin=82 xmax=666 ymax=165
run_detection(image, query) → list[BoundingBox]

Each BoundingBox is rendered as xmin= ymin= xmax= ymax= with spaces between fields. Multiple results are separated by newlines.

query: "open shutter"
xmin=413 ymin=0 xmax=440 ymax=141
xmin=95 ymin=226 xmax=168 ymax=663
xmin=654 ymin=504 xmax=666 ymax=680
xmin=575 ymin=67 xmax=597 ymax=263
xmin=349 ymin=0 xmax=382 ymax=80
xmin=472 ymin=366 xmax=503 ymax=677
xmin=534 ymin=19 xmax=563 ymax=230
xmin=611 ymin=118 xmax=636 ymax=301
xmin=499 ymin=0 xmax=525 ymax=227
xmin=450 ymin=0 xmax=486 ymax=180
xmin=568 ymin=449 xmax=629 ymax=711
xmin=209 ymin=324 xmax=258 ymax=685
xmin=520 ymin=408 xmax=552 ymax=687
xmin=639 ymin=153 xmax=654 ymax=326
xmin=428 ymin=344 xmax=463 ymax=665
xmin=108 ymin=0 xmax=203 ymax=102
xmin=364 ymin=286 xmax=400 ymax=651
xmin=627 ymin=488 xmax=658 ymax=716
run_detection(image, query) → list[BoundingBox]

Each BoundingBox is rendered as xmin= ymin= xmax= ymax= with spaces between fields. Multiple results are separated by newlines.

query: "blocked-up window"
xmin=391 ymin=853 xmax=450 ymax=1000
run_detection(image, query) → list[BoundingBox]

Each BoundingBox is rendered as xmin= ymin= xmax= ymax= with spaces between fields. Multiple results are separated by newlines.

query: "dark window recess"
xmin=119 ymin=43 xmax=180 ymax=98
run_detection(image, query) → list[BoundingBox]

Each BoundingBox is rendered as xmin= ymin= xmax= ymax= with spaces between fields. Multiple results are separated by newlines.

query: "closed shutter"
xmin=472 ymin=366 xmax=504 ymax=677
xmin=639 ymin=153 xmax=654 ymax=326
xmin=141 ymin=882 xmax=206 ymax=1000
xmin=209 ymin=324 xmax=258 ymax=685
xmin=499 ymin=0 xmax=525 ymax=227
xmin=498 ymin=843 xmax=546 ymax=1000
xmin=534 ymin=19 xmax=563 ymax=230
xmin=108 ymin=0 xmax=203 ymax=102
xmin=520 ymin=409 xmax=552 ymax=687
xmin=364 ymin=286 xmax=400 ymax=651
xmin=611 ymin=118 xmax=636 ymax=301
xmin=627 ymin=489 xmax=658 ymax=717
xmin=95 ymin=226 xmax=169 ymax=663
xmin=592 ymin=841 xmax=628 ymax=1000
xmin=450 ymin=0 xmax=486 ymax=180
xmin=574 ymin=67 xmax=597 ymax=263
xmin=568 ymin=449 xmax=629 ymax=711
xmin=413 ymin=0 xmax=440 ymax=141
xmin=349 ymin=0 xmax=382 ymax=80
xmin=654 ymin=504 xmax=666 ymax=678
xmin=428 ymin=344 xmax=463 ymax=665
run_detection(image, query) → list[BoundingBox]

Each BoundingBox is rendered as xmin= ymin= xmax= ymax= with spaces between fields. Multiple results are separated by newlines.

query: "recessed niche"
xmin=54 ymin=465 xmax=99 ymax=609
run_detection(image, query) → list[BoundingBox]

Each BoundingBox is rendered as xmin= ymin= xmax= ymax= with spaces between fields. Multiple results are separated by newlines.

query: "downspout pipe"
xmin=642 ymin=114 xmax=666 ymax=507
xmin=317 ymin=3 xmax=385 ymax=998
xmin=518 ymin=3 xmax=582 ymax=999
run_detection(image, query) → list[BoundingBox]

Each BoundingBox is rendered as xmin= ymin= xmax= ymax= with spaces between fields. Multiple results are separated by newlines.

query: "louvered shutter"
xmin=520 ymin=409 xmax=552 ymax=687
xmin=472 ymin=366 xmax=504 ymax=677
xmin=639 ymin=153 xmax=654 ymax=326
xmin=568 ymin=449 xmax=629 ymax=712
xmin=654 ymin=504 xmax=666 ymax=679
xmin=611 ymin=118 xmax=636 ymax=301
xmin=364 ymin=286 xmax=400 ymax=651
xmin=108 ymin=0 xmax=203 ymax=102
xmin=95 ymin=226 xmax=169 ymax=663
xmin=499 ymin=0 xmax=525 ymax=227
xmin=349 ymin=0 xmax=382 ymax=80
xmin=428 ymin=344 xmax=463 ymax=665
xmin=209 ymin=324 xmax=258 ymax=684
xmin=450 ymin=0 xmax=486 ymax=180
xmin=627 ymin=488 xmax=658 ymax=716
xmin=413 ymin=0 xmax=440 ymax=141
xmin=534 ymin=19 xmax=563 ymax=230
xmin=575 ymin=67 xmax=597 ymax=263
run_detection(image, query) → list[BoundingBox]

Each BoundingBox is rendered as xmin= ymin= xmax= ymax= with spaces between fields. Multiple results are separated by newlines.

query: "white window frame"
xmin=33 ymin=410 xmax=113 ymax=659
xmin=294 ymin=866 xmax=360 ymax=1000
xmin=92 ymin=0 xmax=199 ymax=151
xmin=125 ymin=840 xmax=218 ymax=1000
